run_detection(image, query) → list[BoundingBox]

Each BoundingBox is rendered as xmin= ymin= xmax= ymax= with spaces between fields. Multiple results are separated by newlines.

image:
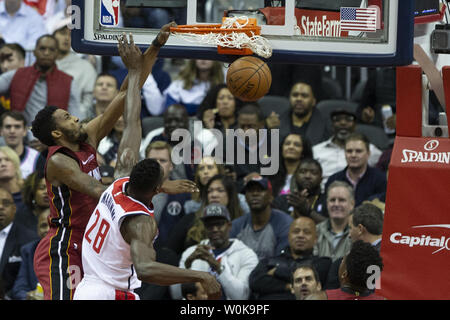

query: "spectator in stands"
xmin=166 ymin=174 xmax=244 ymax=258
xmin=197 ymin=83 xmax=243 ymax=132
xmin=195 ymin=84 xmax=244 ymax=157
xmin=0 ymin=35 xmax=81 ymax=127
xmin=107 ymin=54 xmax=170 ymax=117
xmin=230 ymin=175 xmax=293 ymax=260
xmin=312 ymin=109 xmax=382 ymax=188
xmin=90 ymin=73 xmax=119 ymax=119
xmin=0 ymin=146 xmax=23 ymax=205
xmin=52 ymin=22 xmax=97 ymax=120
xmin=97 ymin=115 xmax=123 ymax=167
xmin=0 ymin=187 xmax=39 ymax=299
xmin=163 ymin=59 xmax=224 ymax=116
xmin=249 ymin=217 xmax=331 ymax=300
xmin=0 ymin=43 xmax=25 ymax=112
xmin=0 ymin=43 xmax=25 ymax=73
xmin=179 ymin=203 xmax=258 ymax=300
xmin=140 ymin=104 xmax=196 ymax=181
xmin=348 ymin=203 xmax=383 ymax=250
xmin=226 ymin=103 xmax=276 ymax=188
xmin=290 ymin=262 xmax=323 ymax=300
xmin=184 ymin=156 xmax=225 ymax=215
xmin=10 ymin=208 xmax=49 ymax=300
xmin=45 ymin=0 xmax=72 ymax=32
xmin=326 ymin=203 xmax=384 ymax=289
xmin=315 ymin=181 xmax=353 ymax=262
xmin=356 ymin=67 xmax=396 ymax=130
xmin=13 ymin=170 xmax=48 ymax=236
xmin=146 ymin=140 xmax=191 ymax=250
xmin=269 ymin=133 xmax=313 ymax=197
xmin=325 ymin=133 xmax=387 ymax=207
xmin=184 ymin=156 xmax=248 ymax=216
xmin=141 ymin=63 xmax=169 ymax=117
xmin=181 ymin=282 xmax=208 ymax=300
xmin=119 ymin=1 xmax=170 ymax=29
xmin=307 ymin=240 xmax=384 ymax=300
xmin=266 ymin=63 xmax=323 ymax=98
xmin=0 ymin=0 xmax=47 ymax=51
xmin=266 ymin=81 xmax=330 ymax=146
xmin=273 ymin=158 xmax=327 ymax=224
xmin=0 ymin=111 xmax=44 ymax=179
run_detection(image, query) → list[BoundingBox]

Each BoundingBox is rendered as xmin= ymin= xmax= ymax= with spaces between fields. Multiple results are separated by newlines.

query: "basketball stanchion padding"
xmin=378 ymin=65 xmax=450 ymax=300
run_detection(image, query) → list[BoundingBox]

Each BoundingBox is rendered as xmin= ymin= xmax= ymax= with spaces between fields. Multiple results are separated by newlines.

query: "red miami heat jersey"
xmin=45 ymin=142 xmax=101 ymax=231
xmin=326 ymin=289 xmax=385 ymax=300
xmin=81 ymin=177 xmax=156 ymax=291
xmin=34 ymin=142 xmax=101 ymax=300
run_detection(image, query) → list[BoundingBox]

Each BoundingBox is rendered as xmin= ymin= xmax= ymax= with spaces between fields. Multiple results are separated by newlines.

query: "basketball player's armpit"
xmin=47 ymin=153 xmax=107 ymax=199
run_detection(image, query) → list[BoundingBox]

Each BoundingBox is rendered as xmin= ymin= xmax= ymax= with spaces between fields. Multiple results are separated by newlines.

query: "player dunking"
xmin=30 ymin=22 xmax=184 ymax=300
xmin=73 ymin=33 xmax=221 ymax=300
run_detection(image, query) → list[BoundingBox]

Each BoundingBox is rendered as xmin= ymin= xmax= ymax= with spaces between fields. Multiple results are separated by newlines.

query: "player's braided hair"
xmin=345 ymin=240 xmax=383 ymax=289
xmin=31 ymin=106 xmax=59 ymax=146
xmin=129 ymin=159 xmax=162 ymax=193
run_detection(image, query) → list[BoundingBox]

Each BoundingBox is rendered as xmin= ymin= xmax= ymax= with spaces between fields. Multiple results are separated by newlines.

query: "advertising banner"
xmin=379 ymin=66 xmax=450 ymax=300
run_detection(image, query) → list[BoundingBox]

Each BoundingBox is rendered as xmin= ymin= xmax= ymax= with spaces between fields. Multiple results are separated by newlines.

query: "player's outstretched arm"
xmin=46 ymin=153 xmax=108 ymax=199
xmin=120 ymin=214 xmax=221 ymax=299
xmin=159 ymin=179 xmax=199 ymax=194
xmin=120 ymin=21 xmax=176 ymax=91
xmin=114 ymin=33 xmax=143 ymax=179
xmin=84 ymin=22 xmax=176 ymax=149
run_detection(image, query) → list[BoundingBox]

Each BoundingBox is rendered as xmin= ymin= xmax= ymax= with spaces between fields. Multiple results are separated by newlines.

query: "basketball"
xmin=226 ymin=56 xmax=272 ymax=102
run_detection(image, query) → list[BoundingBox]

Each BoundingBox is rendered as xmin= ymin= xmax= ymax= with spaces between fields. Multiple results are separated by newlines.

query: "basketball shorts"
xmin=34 ymin=226 xmax=84 ymax=300
xmin=73 ymin=276 xmax=140 ymax=300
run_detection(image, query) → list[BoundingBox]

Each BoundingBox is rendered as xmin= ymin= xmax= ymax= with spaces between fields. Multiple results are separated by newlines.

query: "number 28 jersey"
xmin=81 ymin=177 xmax=156 ymax=291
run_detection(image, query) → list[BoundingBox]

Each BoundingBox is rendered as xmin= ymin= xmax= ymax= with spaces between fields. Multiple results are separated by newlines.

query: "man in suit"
xmin=0 ymin=187 xmax=39 ymax=298
xmin=325 ymin=203 xmax=384 ymax=289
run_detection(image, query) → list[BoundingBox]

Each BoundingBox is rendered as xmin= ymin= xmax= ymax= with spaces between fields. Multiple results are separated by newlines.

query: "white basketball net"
xmin=171 ymin=16 xmax=273 ymax=59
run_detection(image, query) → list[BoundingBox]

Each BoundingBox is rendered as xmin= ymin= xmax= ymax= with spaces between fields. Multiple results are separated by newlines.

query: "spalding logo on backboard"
xmin=100 ymin=0 xmax=119 ymax=26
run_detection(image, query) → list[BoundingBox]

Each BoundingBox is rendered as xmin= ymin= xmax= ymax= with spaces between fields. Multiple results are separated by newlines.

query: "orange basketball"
xmin=226 ymin=56 xmax=272 ymax=102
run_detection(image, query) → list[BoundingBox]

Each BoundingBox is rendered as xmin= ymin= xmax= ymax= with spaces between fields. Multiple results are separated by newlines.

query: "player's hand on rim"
xmin=156 ymin=21 xmax=177 ymax=46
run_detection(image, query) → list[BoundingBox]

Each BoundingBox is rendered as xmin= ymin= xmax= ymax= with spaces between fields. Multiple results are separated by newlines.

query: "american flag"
xmin=340 ymin=7 xmax=377 ymax=32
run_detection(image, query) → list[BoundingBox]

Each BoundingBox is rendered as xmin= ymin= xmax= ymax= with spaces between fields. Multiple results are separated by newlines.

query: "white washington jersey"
xmin=81 ymin=177 xmax=156 ymax=291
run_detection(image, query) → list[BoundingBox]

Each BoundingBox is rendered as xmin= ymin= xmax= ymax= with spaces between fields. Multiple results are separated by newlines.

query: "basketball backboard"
xmin=71 ymin=0 xmax=414 ymax=66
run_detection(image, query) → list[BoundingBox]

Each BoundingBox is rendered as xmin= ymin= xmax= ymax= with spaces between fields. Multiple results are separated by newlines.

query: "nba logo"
xmin=100 ymin=0 xmax=119 ymax=26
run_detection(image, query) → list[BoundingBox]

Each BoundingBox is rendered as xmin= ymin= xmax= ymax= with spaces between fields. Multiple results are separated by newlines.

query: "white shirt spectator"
xmin=20 ymin=146 xmax=41 ymax=179
xmin=0 ymin=223 xmax=12 ymax=260
xmin=0 ymin=1 xmax=47 ymax=51
xmin=142 ymin=74 xmax=165 ymax=116
xmin=175 ymin=238 xmax=258 ymax=300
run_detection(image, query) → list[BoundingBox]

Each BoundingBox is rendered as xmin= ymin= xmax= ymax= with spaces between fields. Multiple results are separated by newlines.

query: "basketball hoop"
xmin=169 ymin=16 xmax=273 ymax=58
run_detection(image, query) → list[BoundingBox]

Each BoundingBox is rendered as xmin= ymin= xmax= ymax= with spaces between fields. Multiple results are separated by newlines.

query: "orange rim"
xmin=170 ymin=24 xmax=261 ymax=35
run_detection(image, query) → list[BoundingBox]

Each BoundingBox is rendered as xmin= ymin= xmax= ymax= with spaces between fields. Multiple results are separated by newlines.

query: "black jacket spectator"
xmin=249 ymin=247 xmax=331 ymax=300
